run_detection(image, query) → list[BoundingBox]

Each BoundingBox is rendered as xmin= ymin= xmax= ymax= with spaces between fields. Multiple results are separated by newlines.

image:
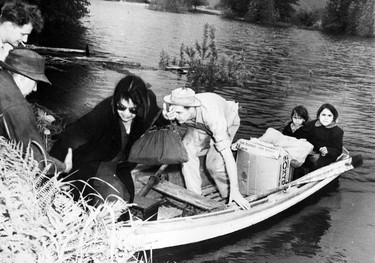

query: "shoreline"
xmin=193 ymin=7 xmax=321 ymax=32
xmin=193 ymin=7 xmax=222 ymax=16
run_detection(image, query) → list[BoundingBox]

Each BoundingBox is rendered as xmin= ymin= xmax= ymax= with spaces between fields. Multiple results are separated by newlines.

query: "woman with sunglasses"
xmin=50 ymin=74 xmax=167 ymax=205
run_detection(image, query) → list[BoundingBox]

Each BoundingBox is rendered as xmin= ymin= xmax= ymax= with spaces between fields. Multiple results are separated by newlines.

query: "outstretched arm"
xmin=50 ymin=98 xmax=113 ymax=161
xmin=220 ymin=148 xmax=250 ymax=210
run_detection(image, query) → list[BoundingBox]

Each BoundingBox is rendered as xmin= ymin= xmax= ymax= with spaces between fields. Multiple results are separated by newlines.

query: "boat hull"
xmin=124 ymin=157 xmax=355 ymax=250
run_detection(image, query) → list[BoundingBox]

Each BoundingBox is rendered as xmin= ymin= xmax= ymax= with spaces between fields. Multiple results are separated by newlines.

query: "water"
xmin=31 ymin=1 xmax=375 ymax=262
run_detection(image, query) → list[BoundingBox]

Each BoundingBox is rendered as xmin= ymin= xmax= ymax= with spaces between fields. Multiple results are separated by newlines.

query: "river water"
xmin=31 ymin=1 xmax=375 ymax=262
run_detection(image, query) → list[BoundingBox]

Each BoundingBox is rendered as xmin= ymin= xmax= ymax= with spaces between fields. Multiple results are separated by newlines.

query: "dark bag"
xmin=128 ymin=112 xmax=188 ymax=165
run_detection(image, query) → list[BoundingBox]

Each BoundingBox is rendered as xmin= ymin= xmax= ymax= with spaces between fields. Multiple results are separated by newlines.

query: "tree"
xmin=245 ymin=0 xmax=276 ymax=24
xmin=322 ymin=0 xmax=346 ymax=32
xmin=189 ymin=0 xmax=209 ymax=10
xmin=274 ymin=0 xmax=299 ymax=22
xmin=322 ymin=0 xmax=370 ymax=34
xmin=220 ymin=0 xmax=250 ymax=17
xmin=220 ymin=0 xmax=299 ymax=23
xmin=355 ymin=0 xmax=375 ymax=36
xmin=33 ymin=0 xmax=90 ymax=25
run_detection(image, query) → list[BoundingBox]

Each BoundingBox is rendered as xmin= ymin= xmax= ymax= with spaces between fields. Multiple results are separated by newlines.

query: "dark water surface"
xmin=32 ymin=1 xmax=375 ymax=262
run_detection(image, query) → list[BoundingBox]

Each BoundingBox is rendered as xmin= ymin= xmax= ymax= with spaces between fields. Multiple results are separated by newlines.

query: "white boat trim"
xmin=123 ymin=157 xmax=354 ymax=250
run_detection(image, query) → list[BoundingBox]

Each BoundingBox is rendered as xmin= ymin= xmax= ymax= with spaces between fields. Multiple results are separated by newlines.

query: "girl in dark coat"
xmin=282 ymin=105 xmax=309 ymax=139
xmin=301 ymin=103 xmax=343 ymax=171
xmin=50 ymin=75 xmax=167 ymax=204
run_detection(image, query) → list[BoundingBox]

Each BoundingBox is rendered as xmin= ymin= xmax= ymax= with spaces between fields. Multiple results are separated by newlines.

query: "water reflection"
xmin=31 ymin=21 xmax=89 ymax=51
xmin=263 ymin=208 xmax=331 ymax=257
xmin=153 ymin=204 xmax=334 ymax=263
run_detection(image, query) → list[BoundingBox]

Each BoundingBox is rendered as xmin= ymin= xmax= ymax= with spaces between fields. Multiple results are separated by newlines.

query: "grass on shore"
xmin=0 ymin=137 xmax=145 ymax=262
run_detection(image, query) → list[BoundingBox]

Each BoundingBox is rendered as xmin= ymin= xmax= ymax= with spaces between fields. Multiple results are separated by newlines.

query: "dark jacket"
xmin=50 ymin=89 xmax=166 ymax=202
xmin=301 ymin=119 xmax=343 ymax=168
xmin=282 ymin=121 xmax=306 ymax=139
xmin=0 ymin=70 xmax=65 ymax=172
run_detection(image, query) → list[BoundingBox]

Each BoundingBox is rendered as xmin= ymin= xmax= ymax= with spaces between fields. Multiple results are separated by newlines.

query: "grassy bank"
xmin=0 ymin=137 xmax=143 ymax=262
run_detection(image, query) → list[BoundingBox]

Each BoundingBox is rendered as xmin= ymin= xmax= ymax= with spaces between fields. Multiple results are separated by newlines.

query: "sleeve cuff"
xmin=214 ymin=138 xmax=231 ymax=152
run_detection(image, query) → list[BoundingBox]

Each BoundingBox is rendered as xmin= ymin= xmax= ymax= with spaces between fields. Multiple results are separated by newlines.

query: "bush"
xmin=321 ymin=0 xmax=368 ymax=34
xmin=30 ymin=103 xmax=65 ymax=152
xmin=159 ymin=24 xmax=249 ymax=92
xmin=244 ymin=0 xmax=278 ymax=24
xmin=355 ymin=0 xmax=375 ymax=36
xmin=293 ymin=8 xmax=325 ymax=28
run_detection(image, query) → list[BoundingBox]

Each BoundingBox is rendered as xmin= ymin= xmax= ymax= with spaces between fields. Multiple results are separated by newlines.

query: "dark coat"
xmin=300 ymin=119 xmax=343 ymax=169
xmin=282 ymin=121 xmax=306 ymax=139
xmin=0 ymin=71 xmax=65 ymax=172
xmin=50 ymin=89 xmax=166 ymax=202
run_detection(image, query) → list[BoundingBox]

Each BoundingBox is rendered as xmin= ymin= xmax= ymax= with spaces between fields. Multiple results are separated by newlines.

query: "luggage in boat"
xmin=132 ymin=195 xmax=161 ymax=221
xmin=258 ymin=128 xmax=313 ymax=165
xmin=236 ymin=138 xmax=293 ymax=196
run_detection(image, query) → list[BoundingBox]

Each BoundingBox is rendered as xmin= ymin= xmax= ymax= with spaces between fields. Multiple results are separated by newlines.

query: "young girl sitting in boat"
xmin=300 ymin=103 xmax=343 ymax=172
xmin=282 ymin=105 xmax=309 ymax=138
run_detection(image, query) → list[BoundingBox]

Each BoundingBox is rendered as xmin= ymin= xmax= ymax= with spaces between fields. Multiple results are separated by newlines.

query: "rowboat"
xmin=123 ymin=148 xmax=362 ymax=251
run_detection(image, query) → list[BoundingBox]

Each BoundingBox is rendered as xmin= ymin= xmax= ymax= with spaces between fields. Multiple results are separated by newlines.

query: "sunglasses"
xmin=117 ymin=104 xmax=137 ymax=114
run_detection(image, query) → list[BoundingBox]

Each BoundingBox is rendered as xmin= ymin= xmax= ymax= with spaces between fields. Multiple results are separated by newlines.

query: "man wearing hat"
xmin=0 ymin=2 xmax=44 ymax=61
xmin=163 ymin=87 xmax=250 ymax=210
xmin=0 ymin=48 xmax=72 ymax=173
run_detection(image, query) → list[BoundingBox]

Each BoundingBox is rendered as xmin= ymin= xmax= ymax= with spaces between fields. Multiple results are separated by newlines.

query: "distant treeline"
xmin=148 ymin=0 xmax=375 ymax=37
xmin=221 ymin=0 xmax=375 ymax=36
xmin=148 ymin=0 xmax=209 ymax=12
xmin=322 ymin=0 xmax=374 ymax=36
xmin=1 ymin=0 xmax=371 ymax=37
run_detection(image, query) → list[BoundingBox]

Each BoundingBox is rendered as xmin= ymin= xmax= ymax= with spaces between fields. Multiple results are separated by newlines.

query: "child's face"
xmin=319 ymin=108 xmax=334 ymax=127
xmin=292 ymin=113 xmax=304 ymax=127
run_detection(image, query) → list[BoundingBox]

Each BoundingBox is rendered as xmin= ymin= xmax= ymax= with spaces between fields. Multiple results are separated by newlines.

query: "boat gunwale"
xmin=125 ymin=154 xmax=355 ymax=250
xmin=130 ymin=155 xmax=352 ymax=226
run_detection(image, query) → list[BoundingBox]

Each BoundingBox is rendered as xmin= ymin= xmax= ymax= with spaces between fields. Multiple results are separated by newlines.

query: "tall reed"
xmin=0 ymin=137 xmax=143 ymax=262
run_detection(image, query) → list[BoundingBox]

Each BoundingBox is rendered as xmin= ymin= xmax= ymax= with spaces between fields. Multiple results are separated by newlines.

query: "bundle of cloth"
xmin=258 ymin=128 xmax=313 ymax=167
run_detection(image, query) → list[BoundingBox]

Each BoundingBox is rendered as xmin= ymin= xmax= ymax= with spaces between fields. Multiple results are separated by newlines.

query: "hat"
xmin=164 ymin=87 xmax=201 ymax=107
xmin=0 ymin=49 xmax=51 ymax=85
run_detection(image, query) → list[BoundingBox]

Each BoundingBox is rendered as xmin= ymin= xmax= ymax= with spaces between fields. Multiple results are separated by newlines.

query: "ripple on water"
xmin=34 ymin=2 xmax=375 ymax=262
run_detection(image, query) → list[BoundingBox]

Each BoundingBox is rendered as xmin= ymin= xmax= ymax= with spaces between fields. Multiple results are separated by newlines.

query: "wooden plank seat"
xmin=152 ymin=180 xmax=224 ymax=211
xmin=132 ymin=147 xmax=221 ymax=212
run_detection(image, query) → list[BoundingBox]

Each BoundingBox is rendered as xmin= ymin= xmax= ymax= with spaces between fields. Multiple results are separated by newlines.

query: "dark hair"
xmin=0 ymin=2 xmax=44 ymax=33
xmin=291 ymin=105 xmax=309 ymax=121
xmin=316 ymin=103 xmax=339 ymax=121
xmin=112 ymin=75 xmax=150 ymax=119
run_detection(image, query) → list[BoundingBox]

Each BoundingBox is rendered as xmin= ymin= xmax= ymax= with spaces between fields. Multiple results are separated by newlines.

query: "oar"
xmin=137 ymin=164 xmax=169 ymax=197
xmin=245 ymin=154 xmax=363 ymax=203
